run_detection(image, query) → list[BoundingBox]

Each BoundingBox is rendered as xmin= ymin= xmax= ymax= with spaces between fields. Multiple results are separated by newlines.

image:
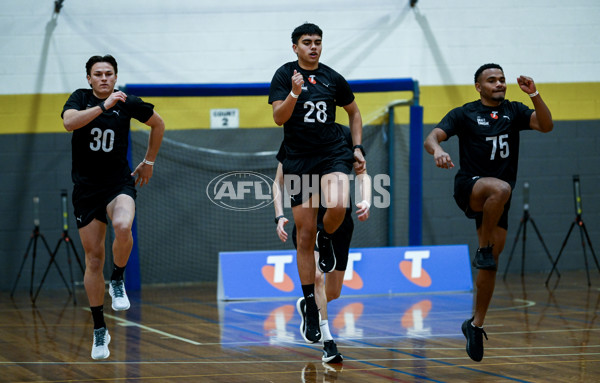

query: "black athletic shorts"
xmin=292 ymin=208 xmax=354 ymax=271
xmin=282 ymin=144 xmax=354 ymax=208
xmin=72 ymin=178 xmax=136 ymax=229
xmin=453 ymin=174 xmax=512 ymax=230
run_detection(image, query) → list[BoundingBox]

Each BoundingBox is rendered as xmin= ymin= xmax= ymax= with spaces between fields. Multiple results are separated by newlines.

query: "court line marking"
xmin=221 ymin=325 xmax=600 ymax=345
xmin=339 ymin=344 xmax=600 ymax=351
xmin=337 ymin=326 xmax=600 ymax=342
xmin=356 ymin=339 xmax=600 ymax=383
xmin=47 ymin=295 xmax=591 ymax=380
xmin=10 ymin=359 xmax=600 ymax=383
xmin=6 ymin=290 xmax=594 ymax=382
xmin=34 ymin=320 xmax=589 ymax=348
xmin=39 ymin=325 xmax=590 ymax=348
xmin=102 ymin=312 xmax=202 ymax=345
xmin=4 ymin=365 xmax=450 ymax=383
xmin=229 ymin=298 xmax=537 ymax=316
xmin=4 ymin=353 xmax=600 ymax=366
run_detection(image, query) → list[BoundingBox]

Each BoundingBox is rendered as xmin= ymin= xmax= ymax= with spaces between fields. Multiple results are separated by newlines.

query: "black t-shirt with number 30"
xmin=436 ymin=99 xmax=534 ymax=188
xmin=268 ymin=61 xmax=355 ymax=158
xmin=61 ymin=88 xmax=154 ymax=187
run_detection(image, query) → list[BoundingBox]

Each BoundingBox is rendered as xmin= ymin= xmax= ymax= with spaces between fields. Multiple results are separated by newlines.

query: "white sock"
xmin=320 ymin=320 xmax=333 ymax=342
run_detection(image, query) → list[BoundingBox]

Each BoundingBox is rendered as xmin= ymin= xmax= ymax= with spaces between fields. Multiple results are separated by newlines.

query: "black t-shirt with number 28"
xmin=61 ymin=89 xmax=154 ymax=187
xmin=268 ymin=61 xmax=355 ymax=158
xmin=436 ymin=99 xmax=534 ymax=188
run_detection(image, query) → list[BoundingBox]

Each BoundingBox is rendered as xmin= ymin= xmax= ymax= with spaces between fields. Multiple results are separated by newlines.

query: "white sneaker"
xmin=109 ymin=280 xmax=130 ymax=311
xmin=91 ymin=327 xmax=111 ymax=360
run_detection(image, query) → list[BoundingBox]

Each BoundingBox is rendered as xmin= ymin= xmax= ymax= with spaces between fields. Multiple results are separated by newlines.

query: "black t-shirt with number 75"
xmin=436 ymin=99 xmax=534 ymax=188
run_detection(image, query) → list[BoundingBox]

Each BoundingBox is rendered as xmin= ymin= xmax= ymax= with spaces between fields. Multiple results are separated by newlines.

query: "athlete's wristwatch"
xmin=353 ymin=144 xmax=366 ymax=156
xmin=274 ymin=215 xmax=285 ymax=225
xmin=99 ymin=101 xmax=107 ymax=112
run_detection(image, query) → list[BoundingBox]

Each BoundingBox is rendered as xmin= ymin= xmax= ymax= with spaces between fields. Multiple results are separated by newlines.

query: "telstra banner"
xmin=217 ymin=245 xmax=472 ymax=300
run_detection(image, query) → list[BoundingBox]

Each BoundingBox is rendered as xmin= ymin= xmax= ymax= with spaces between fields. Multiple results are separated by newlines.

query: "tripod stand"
xmin=545 ymin=175 xmax=600 ymax=286
xmin=11 ymin=197 xmax=71 ymax=301
xmin=503 ymin=182 xmax=560 ymax=280
xmin=34 ymin=190 xmax=85 ymax=305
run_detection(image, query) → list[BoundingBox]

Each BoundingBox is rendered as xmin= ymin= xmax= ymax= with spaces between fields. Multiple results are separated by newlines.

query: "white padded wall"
xmin=1 ymin=0 xmax=599 ymax=94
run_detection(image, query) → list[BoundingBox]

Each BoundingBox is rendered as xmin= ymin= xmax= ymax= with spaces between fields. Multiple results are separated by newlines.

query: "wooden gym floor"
xmin=1 ymin=270 xmax=599 ymax=383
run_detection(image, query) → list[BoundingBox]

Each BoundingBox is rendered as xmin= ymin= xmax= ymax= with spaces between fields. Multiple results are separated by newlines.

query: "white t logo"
xmin=404 ymin=250 xmax=430 ymax=278
xmin=266 ymin=255 xmax=293 ymax=283
xmin=344 ymin=252 xmax=362 ymax=281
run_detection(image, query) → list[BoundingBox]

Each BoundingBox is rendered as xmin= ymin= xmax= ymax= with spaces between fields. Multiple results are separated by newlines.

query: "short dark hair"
xmin=86 ymin=55 xmax=118 ymax=76
xmin=474 ymin=63 xmax=503 ymax=84
xmin=291 ymin=23 xmax=323 ymax=44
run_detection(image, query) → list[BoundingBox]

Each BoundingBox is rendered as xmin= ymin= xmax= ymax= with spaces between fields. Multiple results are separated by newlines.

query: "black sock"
xmin=111 ymin=264 xmax=126 ymax=281
xmin=90 ymin=305 xmax=106 ymax=329
xmin=301 ymin=284 xmax=318 ymax=314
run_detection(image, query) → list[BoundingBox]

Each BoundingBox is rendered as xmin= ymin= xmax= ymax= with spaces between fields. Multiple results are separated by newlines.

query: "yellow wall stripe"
xmin=1 ymin=82 xmax=598 ymax=134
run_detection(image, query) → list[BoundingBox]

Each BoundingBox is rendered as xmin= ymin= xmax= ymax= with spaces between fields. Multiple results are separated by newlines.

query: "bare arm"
xmin=343 ymin=100 xmax=366 ymax=173
xmin=424 ymin=128 xmax=455 ymax=169
xmin=272 ymin=70 xmax=304 ymax=126
xmin=273 ymin=163 xmax=289 ymax=242
xmin=131 ymin=111 xmax=165 ymax=187
xmin=517 ymin=75 xmax=553 ymax=133
xmin=354 ymin=165 xmax=371 ymax=221
xmin=63 ymin=91 xmax=127 ymax=132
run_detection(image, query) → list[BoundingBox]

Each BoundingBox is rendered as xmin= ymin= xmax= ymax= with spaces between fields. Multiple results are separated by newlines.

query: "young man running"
xmin=424 ymin=63 xmax=553 ymax=361
xmin=62 ymin=54 xmax=165 ymax=359
xmin=269 ymin=22 xmax=365 ymax=344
